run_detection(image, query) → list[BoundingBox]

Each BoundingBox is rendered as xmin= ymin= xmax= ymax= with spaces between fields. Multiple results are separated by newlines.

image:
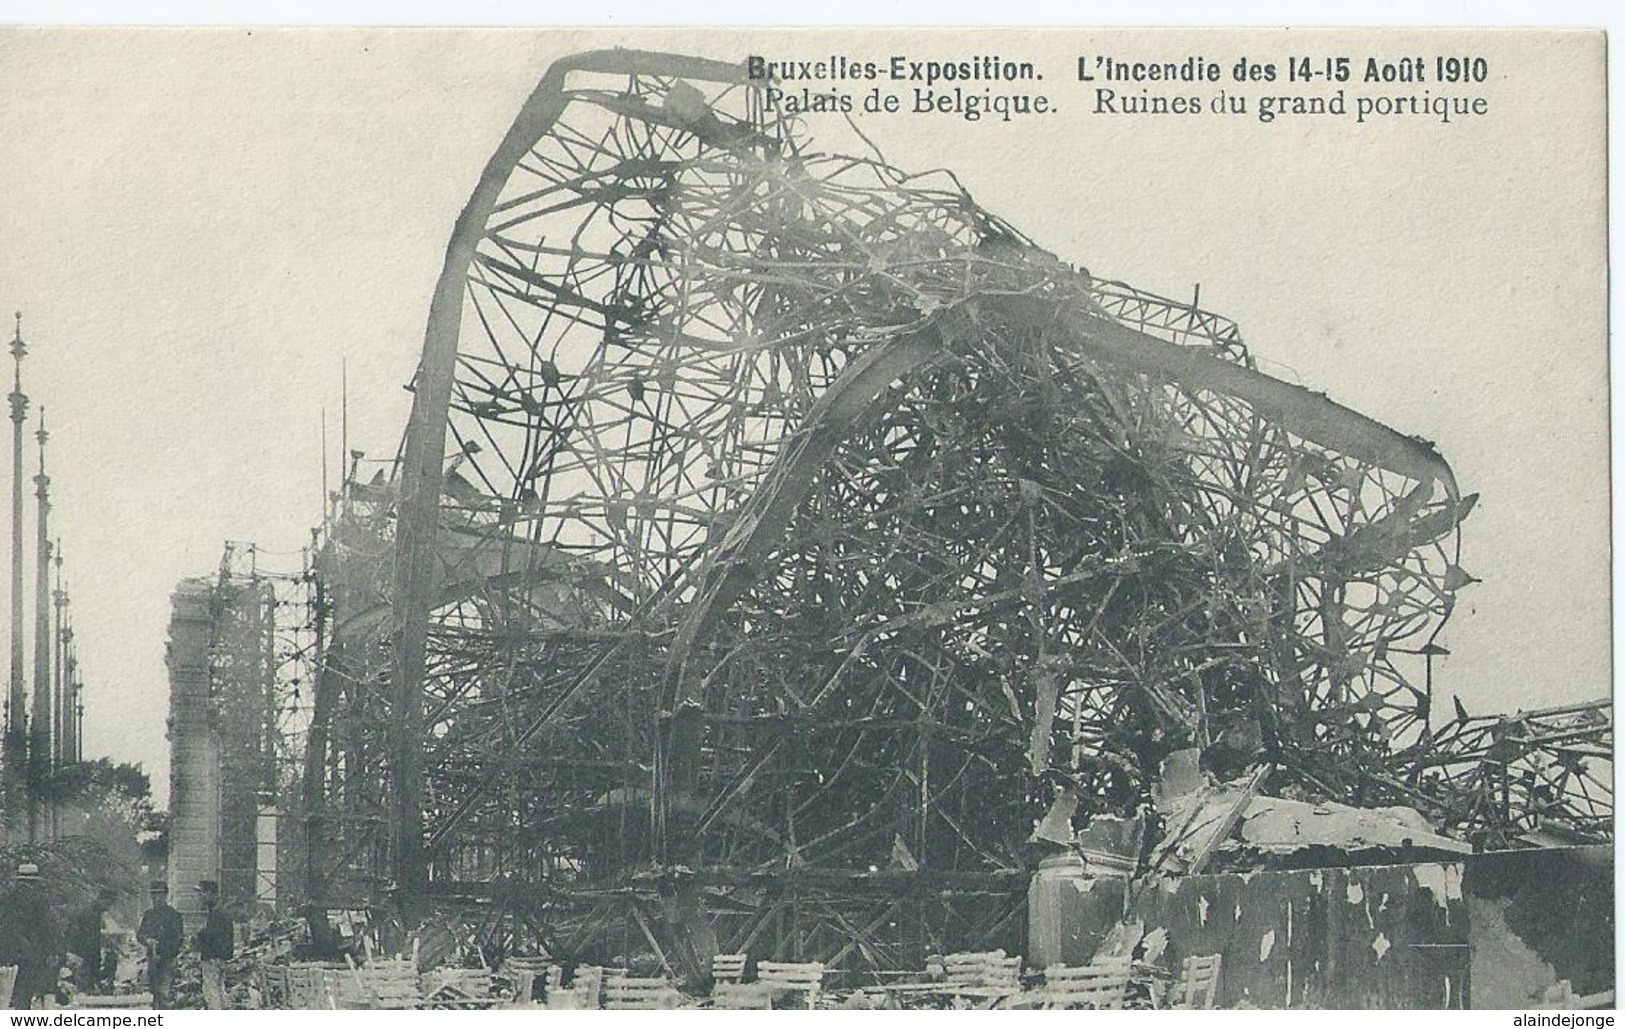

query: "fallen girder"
xmin=1392 ymin=699 xmax=1613 ymax=848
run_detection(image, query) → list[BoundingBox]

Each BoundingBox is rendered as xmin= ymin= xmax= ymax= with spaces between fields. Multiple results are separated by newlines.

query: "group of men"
xmin=0 ymin=864 xmax=236 ymax=1010
xmin=133 ymin=878 xmax=234 ymax=1008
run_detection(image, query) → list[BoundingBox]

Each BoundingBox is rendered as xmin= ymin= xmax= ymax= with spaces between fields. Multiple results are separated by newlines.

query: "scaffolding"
xmin=165 ymin=543 xmax=316 ymax=921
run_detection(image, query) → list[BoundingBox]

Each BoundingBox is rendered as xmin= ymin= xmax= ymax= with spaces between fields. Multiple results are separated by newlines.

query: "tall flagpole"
xmin=52 ymin=542 xmax=65 ymax=767
xmin=4 ymin=313 xmax=27 ymax=838
xmin=29 ymin=409 xmax=51 ymax=839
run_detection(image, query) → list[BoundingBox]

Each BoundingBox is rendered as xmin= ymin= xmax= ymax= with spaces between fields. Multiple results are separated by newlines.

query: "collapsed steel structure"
xmin=284 ymin=51 xmax=1610 ymax=978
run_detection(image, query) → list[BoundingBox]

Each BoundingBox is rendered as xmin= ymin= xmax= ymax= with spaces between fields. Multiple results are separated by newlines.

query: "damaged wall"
xmin=1029 ymin=845 xmax=1613 ymax=1008
xmin=1131 ymin=861 xmax=1469 ymax=1009
xmin=1463 ymin=846 xmax=1612 ymax=1008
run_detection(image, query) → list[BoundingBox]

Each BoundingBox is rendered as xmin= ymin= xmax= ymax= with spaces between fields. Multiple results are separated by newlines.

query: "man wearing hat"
xmin=135 ymin=881 xmax=181 ymax=1008
xmin=0 ymin=863 xmax=59 ymax=1009
xmin=193 ymin=881 xmax=233 ymax=1009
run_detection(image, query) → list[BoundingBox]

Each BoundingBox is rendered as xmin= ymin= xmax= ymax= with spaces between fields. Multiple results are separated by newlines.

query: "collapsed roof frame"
xmin=289 ymin=49 xmax=1606 ymax=976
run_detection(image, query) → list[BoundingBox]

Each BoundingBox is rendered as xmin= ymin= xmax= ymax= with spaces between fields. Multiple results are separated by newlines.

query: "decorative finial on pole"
xmin=9 ymin=313 xmax=27 ymax=423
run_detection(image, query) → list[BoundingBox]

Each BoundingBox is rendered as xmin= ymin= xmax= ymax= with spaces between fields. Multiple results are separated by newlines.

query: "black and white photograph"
xmin=0 ymin=23 xmax=1611 ymax=1013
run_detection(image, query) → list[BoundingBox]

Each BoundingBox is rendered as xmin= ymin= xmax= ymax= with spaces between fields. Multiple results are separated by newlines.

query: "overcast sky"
xmin=0 ymin=27 xmax=1608 ymax=804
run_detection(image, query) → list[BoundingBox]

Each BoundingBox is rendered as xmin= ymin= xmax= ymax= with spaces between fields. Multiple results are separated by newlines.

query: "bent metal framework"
xmin=122 ymin=45 xmax=1609 ymax=1010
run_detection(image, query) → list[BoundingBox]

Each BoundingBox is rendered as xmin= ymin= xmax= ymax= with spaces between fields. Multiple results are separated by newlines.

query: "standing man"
xmin=135 ymin=882 xmax=181 ymax=1008
xmin=67 ymin=888 xmax=117 ymax=994
xmin=194 ymin=881 xmax=233 ymax=1009
xmin=0 ymin=863 xmax=60 ymax=1008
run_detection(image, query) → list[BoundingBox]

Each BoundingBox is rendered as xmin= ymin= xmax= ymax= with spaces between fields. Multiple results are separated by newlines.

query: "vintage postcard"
xmin=0 ymin=26 xmax=1609 ymax=1012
